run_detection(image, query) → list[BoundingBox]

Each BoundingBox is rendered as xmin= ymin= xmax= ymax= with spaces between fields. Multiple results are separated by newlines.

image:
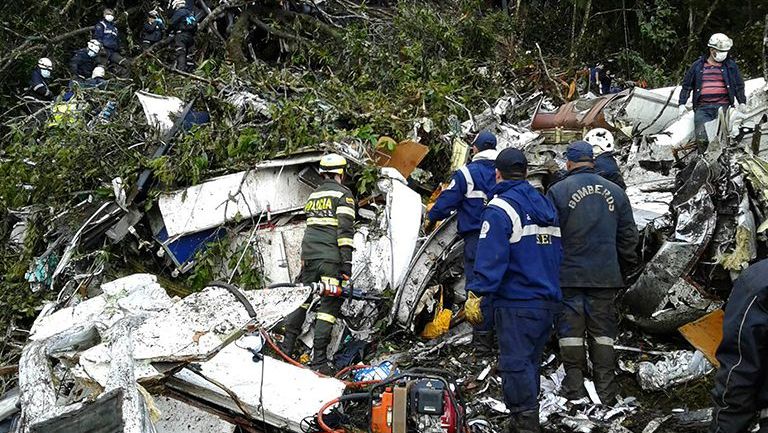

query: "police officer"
xmin=69 ymin=39 xmax=101 ymax=80
xmin=710 ymin=259 xmax=768 ymax=433
xmin=584 ymin=128 xmax=626 ymax=190
xmin=546 ymin=141 xmax=638 ymax=405
xmin=28 ymin=58 xmax=53 ymax=101
xmin=92 ymin=8 xmax=128 ymax=68
xmin=281 ymin=154 xmax=355 ymax=374
xmin=428 ymin=131 xmax=498 ymax=354
xmin=141 ymin=10 xmax=166 ymax=49
xmin=467 ymin=148 xmax=562 ymax=433
xmin=169 ymin=0 xmax=197 ymax=72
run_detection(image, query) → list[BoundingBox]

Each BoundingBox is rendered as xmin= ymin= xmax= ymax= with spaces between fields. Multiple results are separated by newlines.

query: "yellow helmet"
xmin=319 ymin=153 xmax=347 ymax=175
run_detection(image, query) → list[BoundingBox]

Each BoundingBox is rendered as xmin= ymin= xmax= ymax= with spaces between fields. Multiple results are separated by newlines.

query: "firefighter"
xmin=679 ymin=33 xmax=746 ymax=153
xmin=169 ymin=0 xmax=198 ymax=72
xmin=546 ymin=141 xmax=639 ymax=405
xmin=710 ymin=258 xmax=768 ymax=433
xmin=584 ymin=128 xmax=626 ymax=190
xmin=141 ymin=10 xmax=166 ymax=49
xmin=28 ymin=57 xmax=53 ymax=101
xmin=92 ymin=8 xmax=128 ymax=69
xmin=427 ymin=130 xmax=498 ymax=354
xmin=466 ymin=147 xmax=562 ymax=433
xmin=280 ymin=153 xmax=356 ymax=374
xmin=69 ymin=39 xmax=101 ymax=80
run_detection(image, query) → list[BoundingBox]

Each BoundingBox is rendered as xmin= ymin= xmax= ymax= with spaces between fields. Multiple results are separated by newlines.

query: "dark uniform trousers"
xmin=174 ymin=32 xmax=196 ymax=72
xmin=281 ymin=259 xmax=343 ymax=366
xmin=557 ymin=287 xmax=619 ymax=403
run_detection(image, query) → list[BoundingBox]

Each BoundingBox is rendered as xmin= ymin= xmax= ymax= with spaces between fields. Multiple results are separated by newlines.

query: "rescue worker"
xmin=69 ymin=39 xmax=101 ymax=80
xmin=710 ymin=258 xmax=768 ymax=433
xmin=92 ymin=8 xmax=128 ymax=68
xmin=546 ymin=141 xmax=639 ymax=405
xmin=169 ymin=0 xmax=198 ymax=72
xmin=281 ymin=154 xmax=355 ymax=374
xmin=466 ymin=147 xmax=563 ymax=433
xmin=141 ymin=10 xmax=165 ymax=49
xmin=427 ymin=131 xmax=498 ymax=355
xmin=679 ymin=33 xmax=746 ymax=153
xmin=28 ymin=57 xmax=53 ymax=101
xmin=584 ymin=128 xmax=626 ymax=190
xmin=85 ymin=66 xmax=108 ymax=89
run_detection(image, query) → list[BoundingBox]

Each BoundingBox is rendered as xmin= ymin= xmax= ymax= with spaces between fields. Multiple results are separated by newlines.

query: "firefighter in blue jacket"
xmin=169 ymin=0 xmax=198 ymax=72
xmin=28 ymin=58 xmax=53 ymax=101
xmin=546 ymin=141 xmax=639 ymax=405
xmin=92 ymin=8 xmax=128 ymax=69
xmin=710 ymin=259 xmax=768 ymax=433
xmin=466 ymin=147 xmax=563 ymax=433
xmin=427 ymin=130 xmax=498 ymax=354
xmin=584 ymin=128 xmax=626 ymax=190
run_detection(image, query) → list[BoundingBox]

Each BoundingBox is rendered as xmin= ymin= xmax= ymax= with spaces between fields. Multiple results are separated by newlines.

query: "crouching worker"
xmin=427 ymin=131 xmax=498 ymax=355
xmin=466 ymin=148 xmax=563 ymax=433
xmin=710 ymin=258 xmax=768 ymax=433
xmin=280 ymin=154 xmax=356 ymax=375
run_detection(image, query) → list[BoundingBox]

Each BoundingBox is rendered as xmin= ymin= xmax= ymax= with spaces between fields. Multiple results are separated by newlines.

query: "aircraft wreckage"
xmin=3 ymin=78 xmax=768 ymax=433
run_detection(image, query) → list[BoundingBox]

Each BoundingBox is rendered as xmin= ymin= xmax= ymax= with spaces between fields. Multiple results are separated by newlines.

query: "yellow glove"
xmin=465 ymin=292 xmax=484 ymax=326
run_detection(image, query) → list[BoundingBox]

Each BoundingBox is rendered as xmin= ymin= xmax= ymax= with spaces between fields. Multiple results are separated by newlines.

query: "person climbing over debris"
xmin=92 ymin=8 xmax=129 ymax=71
xmin=546 ymin=141 xmax=639 ymax=406
xmin=140 ymin=10 xmax=166 ymax=49
xmin=584 ymin=128 xmax=626 ymax=190
xmin=69 ymin=39 xmax=101 ymax=80
xmin=427 ymin=130 xmax=498 ymax=355
xmin=169 ymin=0 xmax=198 ymax=72
xmin=679 ymin=33 xmax=746 ymax=153
xmin=709 ymin=258 xmax=768 ymax=433
xmin=466 ymin=147 xmax=563 ymax=433
xmin=27 ymin=57 xmax=54 ymax=101
xmin=280 ymin=153 xmax=356 ymax=375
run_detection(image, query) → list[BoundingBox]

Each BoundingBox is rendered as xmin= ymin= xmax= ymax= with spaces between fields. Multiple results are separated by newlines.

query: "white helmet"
xmin=92 ymin=66 xmax=106 ymax=79
xmin=584 ymin=128 xmax=615 ymax=155
xmin=707 ymin=33 xmax=733 ymax=51
xmin=172 ymin=0 xmax=186 ymax=8
xmin=37 ymin=57 xmax=53 ymax=70
xmin=87 ymin=39 xmax=102 ymax=53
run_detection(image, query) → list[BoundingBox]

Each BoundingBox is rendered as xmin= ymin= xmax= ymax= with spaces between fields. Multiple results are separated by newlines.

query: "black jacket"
xmin=170 ymin=8 xmax=197 ymax=34
xmin=141 ymin=18 xmax=165 ymax=43
xmin=300 ymin=180 xmax=356 ymax=272
xmin=679 ymin=55 xmax=746 ymax=108
xmin=28 ymin=68 xmax=52 ymax=100
xmin=69 ymin=49 xmax=96 ymax=79
xmin=546 ymin=167 xmax=639 ymax=288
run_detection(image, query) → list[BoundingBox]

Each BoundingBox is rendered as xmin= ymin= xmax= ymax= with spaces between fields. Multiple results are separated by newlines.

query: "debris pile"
xmin=3 ymin=75 xmax=768 ymax=432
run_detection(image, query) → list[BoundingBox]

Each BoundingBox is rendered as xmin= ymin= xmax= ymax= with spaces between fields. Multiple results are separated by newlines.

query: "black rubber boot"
xmin=507 ymin=410 xmax=540 ymax=433
xmin=590 ymin=342 xmax=617 ymax=405
xmin=310 ymin=319 xmax=335 ymax=374
xmin=560 ymin=345 xmax=588 ymax=400
xmin=280 ymin=307 xmax=307 ymax=358
xmin=473 ymin=330 xmax=495 ymax=357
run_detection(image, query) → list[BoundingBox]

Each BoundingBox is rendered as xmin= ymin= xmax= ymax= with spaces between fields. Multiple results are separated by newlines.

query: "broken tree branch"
xmin=0 ymin=27 xmax=92 ymax=74
xmin=535 ymin=42 xmax=565 ymax=103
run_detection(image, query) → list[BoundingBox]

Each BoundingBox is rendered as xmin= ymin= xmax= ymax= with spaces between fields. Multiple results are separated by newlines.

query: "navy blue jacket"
xmin=141 ymin=18 xmax=165 ymax=43
xmin=28 ymin=68 xmax=52 ymax=100
xmin=679 ymin=56 xmax=746 ymax=108
xmin=595 ymin=152 xmax=626 ymax=190
xmin=69 ymin=49 xmax=96 ymax=79
xmin=546 ymin=167 xmax=639 ymax=288
xmin=170 ymin=8 xmax=197 ymax=34
xmin=468 ymin=180 xmax=563 ymax=306
xmin=428 ymin=149 xmax=497 ymax=234
xmin=93 ymin=20 xmax=120 ymax=51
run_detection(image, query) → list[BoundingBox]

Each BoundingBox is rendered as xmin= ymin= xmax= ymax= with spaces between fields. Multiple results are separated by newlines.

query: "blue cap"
xmin=473 ymin=131 xmax=497 ymax=151
xmin=566 ymin=140 xmax=594 ymax=162
xmin=496 ymin=147 xmax=528 ymax=173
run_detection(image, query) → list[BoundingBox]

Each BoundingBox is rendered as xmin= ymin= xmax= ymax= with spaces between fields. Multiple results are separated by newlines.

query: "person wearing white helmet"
xmin=69 ymin=40 xmax=101 ymax=79
xmin=28 ymin=57 xmax=54 ymax=101
xmin=584 ymin=128 xmax=626 ymax=190
xmin=280 ymin=153 xmax=356 ymax=375
xmin=679 ymin=33 xmax=746 ymax=153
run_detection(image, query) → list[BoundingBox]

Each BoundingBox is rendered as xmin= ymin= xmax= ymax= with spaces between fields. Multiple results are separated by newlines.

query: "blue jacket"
xmin=595 ymin=152 xmax=626 ymax=190
xmin=28 ymin=68 xmax=52 ymax=100
xmin=141 ymin=18 xmax=166 ymax=43
xmin=679 ymin=56 xmax=746 ymax=108
xmin=468 ymin=180 xmax=563 ymax=307
xmin=546 ymin=167 xmax=639 ymax=288
xmin=170 ymin=8 xmax=197 ymax=34
xmin=93 ymin=20 xmax=120 ymax=51
xmin=69 ymin=49 xmax=96 ymax=79
xmin=428 ymin=149 xmax=497 ymax=234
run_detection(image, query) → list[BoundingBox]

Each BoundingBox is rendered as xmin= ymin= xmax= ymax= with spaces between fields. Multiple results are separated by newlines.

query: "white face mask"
xmin=105 ymin=14 xmax=114 ymax=22
xmin=88 ymin=49 xmax=98 ymax=57
xmin=714 ymin=51 xmax=728 ymax=62
xmin=40 ymin=69 xmax=51 ymax=79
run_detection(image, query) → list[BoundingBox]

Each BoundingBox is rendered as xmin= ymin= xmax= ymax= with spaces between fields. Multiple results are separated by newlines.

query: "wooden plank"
xmin=375 ymin=140 xmax=430 ymax=178
xmin=678 ymin=309 xmax=724 ymax=367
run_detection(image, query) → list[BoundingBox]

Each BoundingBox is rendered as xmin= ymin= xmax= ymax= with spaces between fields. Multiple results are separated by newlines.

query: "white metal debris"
xmin=636 ymin=350 xmax=714 ymax=391
xmin=136 ymin=91 xmax=185 ymax=133
xmin=154 ymin=397 xmax=235 ymax=433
